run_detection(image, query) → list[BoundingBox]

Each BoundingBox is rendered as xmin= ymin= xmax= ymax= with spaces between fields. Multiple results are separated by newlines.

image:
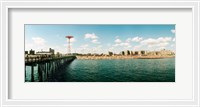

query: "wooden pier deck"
xmin=25 ymin=55 xmax=77 ymax=82
xmin=25 ymin=55 xmax=76 ymax=65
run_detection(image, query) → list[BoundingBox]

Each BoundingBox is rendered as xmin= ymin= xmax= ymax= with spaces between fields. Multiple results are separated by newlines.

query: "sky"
xmin=25 ymin=24 xmax=175 ymax=54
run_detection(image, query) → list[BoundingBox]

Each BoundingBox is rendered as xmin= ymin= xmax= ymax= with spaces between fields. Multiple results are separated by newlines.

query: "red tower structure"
xmin=65 ymin=36 xmax=74 ymax=54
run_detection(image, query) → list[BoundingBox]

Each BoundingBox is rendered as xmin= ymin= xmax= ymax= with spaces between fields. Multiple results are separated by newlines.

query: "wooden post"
xmin=25 ymin=66 xmax=26 ymax=80
xmin=31 ymin=65 xmax=34 ymax=82
xmin=44 ymin=63 xmax=46 ymax=81
xmin=46 ymin=63 xmax=49 ymax=80
xmin=38 ymin=64 xmax=43 ymax=82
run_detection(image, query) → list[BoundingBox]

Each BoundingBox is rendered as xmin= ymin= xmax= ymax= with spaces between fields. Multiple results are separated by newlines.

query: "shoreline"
xmin=76 ymin=55 xmax=175 ymax=60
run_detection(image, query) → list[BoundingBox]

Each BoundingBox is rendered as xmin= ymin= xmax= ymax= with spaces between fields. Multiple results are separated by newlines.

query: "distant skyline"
xmin=25 ymin=24 xmax=175 ymax=54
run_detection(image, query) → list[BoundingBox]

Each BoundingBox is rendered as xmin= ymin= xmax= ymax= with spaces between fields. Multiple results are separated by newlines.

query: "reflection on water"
xmin=25 ymin=58 xmax=175 ymax=82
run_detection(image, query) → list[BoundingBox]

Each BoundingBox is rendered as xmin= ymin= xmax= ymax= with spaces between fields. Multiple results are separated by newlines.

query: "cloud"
xmin=26 ymin=37 xmax=48 ymax=52
xmin=84 ymin=33 xmax=98 ymax=39
xmin=97 ymin=45 xmax=102 ymax=48
xmin=115 ymin=39 xmax=122 ymax=43
xmin=126 ymin=37 xmax=143 ymax=42
xmin=91 ymin=47 xmax=103 ymax=53
xmin=171 ymin=29 xmax=176 ymax=34
xmin=70 ymin=38 xmax=76 ymax=42
xmin=113 ymin=42 xmax=131 ymax=48
xmin=26 ymin=36 xmax=78 ymax=54
xmin=141 ymin=37 xmax=171 ymax=45
xmin=92 ymin=39 xmax=97 ymax=42
xmin=156 ymin=42 xmax=169 ymax=47
xmin=91 ymin=39 xmax=100 ymax=44
xmin=120 ymin=42 xmax=130 ymax=46
xmin=126 ymin=45 xmax=132 ymax=48
xmin=25 ymin=42 xmax=34 ymax=50
xmin=173 ymin=37 xmax=176 ymax=42
xmin=126 ymin=38 xmax=132 ymax=43
xmin=32 ymin=37 xmax=46 ymax=45
xmin=74 ymin=44 xmax=90 ymax=54
xmin=26 ymin=37 xmax=70 ymax=54
xmin=25 ymin=37 xmax=57 ymax=52
xmin=80 ymin=44 xmax=89 ymax=48
xmin=133 ymin=45 xmax=141 ymax=50
xmin=108 ymin=47 xmax=114 ymax=50
xmin=132 ymin=37 xmax=143 ymax=42
xmin=114 ymin=38 xmax=132 ymax=48
xmin=140 ymin=37 xmax=172 ymax=48
xmin=84 ymin=33 xmax=100 ymax=44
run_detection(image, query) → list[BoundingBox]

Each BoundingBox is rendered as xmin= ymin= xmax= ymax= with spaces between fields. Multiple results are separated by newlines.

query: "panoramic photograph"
xmin=25 ymin=24 xmax=175 ymax=82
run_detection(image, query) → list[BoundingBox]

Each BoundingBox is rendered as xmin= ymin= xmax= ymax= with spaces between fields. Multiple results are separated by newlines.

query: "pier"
xmin=25 ymin=56 xmax=76 ymax=82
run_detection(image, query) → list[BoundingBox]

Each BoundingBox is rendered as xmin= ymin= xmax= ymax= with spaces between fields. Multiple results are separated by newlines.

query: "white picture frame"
xmin=0 ymin=0 xmax=199 ymax=107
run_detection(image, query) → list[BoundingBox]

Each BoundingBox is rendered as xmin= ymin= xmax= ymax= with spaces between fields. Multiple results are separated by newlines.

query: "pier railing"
xmin=25 ymin=55 xmax=76 ymax=65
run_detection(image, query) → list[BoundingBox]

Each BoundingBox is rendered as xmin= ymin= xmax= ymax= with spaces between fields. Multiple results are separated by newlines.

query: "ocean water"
xmin=25 ymin=58 xmax=175 ymax=82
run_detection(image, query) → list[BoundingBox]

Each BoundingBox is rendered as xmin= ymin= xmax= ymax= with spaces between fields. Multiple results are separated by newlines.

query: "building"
xmin=140 ymin=50 xmax=147 ymax=55
xmin=146 ymin=49 xmax=175 ymax=56
xmin=29 ymin=49 xmax=35 ymax=55
xmin=124 ymin=50 xmax=130 ymax=56
xmin=130 ymin=51 xmax=134 ymax=55
xmin=87 ymin=53 xmax=92 ymax=56
xmin=146 ymin=51 xmax=158 ymax=56
xmin=120 ymin=51 xmax=125 ymax=55
xmin=25 ymin=51 xmax=28 ymax=54
xmin=71 ymin=53 xmax=79 ymax=55
xmin=56 ymin=52 xmax=62 ymax=57
xmin=159 ymin=49 xmax=175 ymax=55
xmin=134 ymin=51 xmax=141 ymax=55
xmin=36 ymin=48 xmax=55 ymax=55
xmin=49 ymin=48 xmax=55 ymax=55
xmin=108 ymin=51 xmax=113 ymax=56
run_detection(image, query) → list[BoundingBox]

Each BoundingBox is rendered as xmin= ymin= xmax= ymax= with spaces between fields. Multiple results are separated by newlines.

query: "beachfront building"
xmin=146 ymin=49 xmax=175 ymax=56
xmin=134 ymin=51 xmax=141 ymax=55
xmin=108 ymin=51 xmax=113 ymax=56
xmin=56 ymin=52 xmax=62 ymax=57
xmin=160 ymin=49 xmax=175 ymax=55
xmin=49 ymin=48 xmax=55 ymax=55
xmin=141 ymin=50 xmax=147 ymax=55
xmin=25 ymin=51 xmax=28 ymax=55
xmin=124 ymin=50 xmax=131 ymax=56
xmin=146 ymin=51 xmax=159 ymax=56
xmin=130 ymin=51 xmax=134 ymax=55
xmin=29 ymin=49 xmax=35 ymax=55
xmin=120 ymin=51 xmax=125 ymax=55
xmin=87 ymin=53 xmax=92 ymax=56
xmin=36 ymin=48 xmax=55 ymax=55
